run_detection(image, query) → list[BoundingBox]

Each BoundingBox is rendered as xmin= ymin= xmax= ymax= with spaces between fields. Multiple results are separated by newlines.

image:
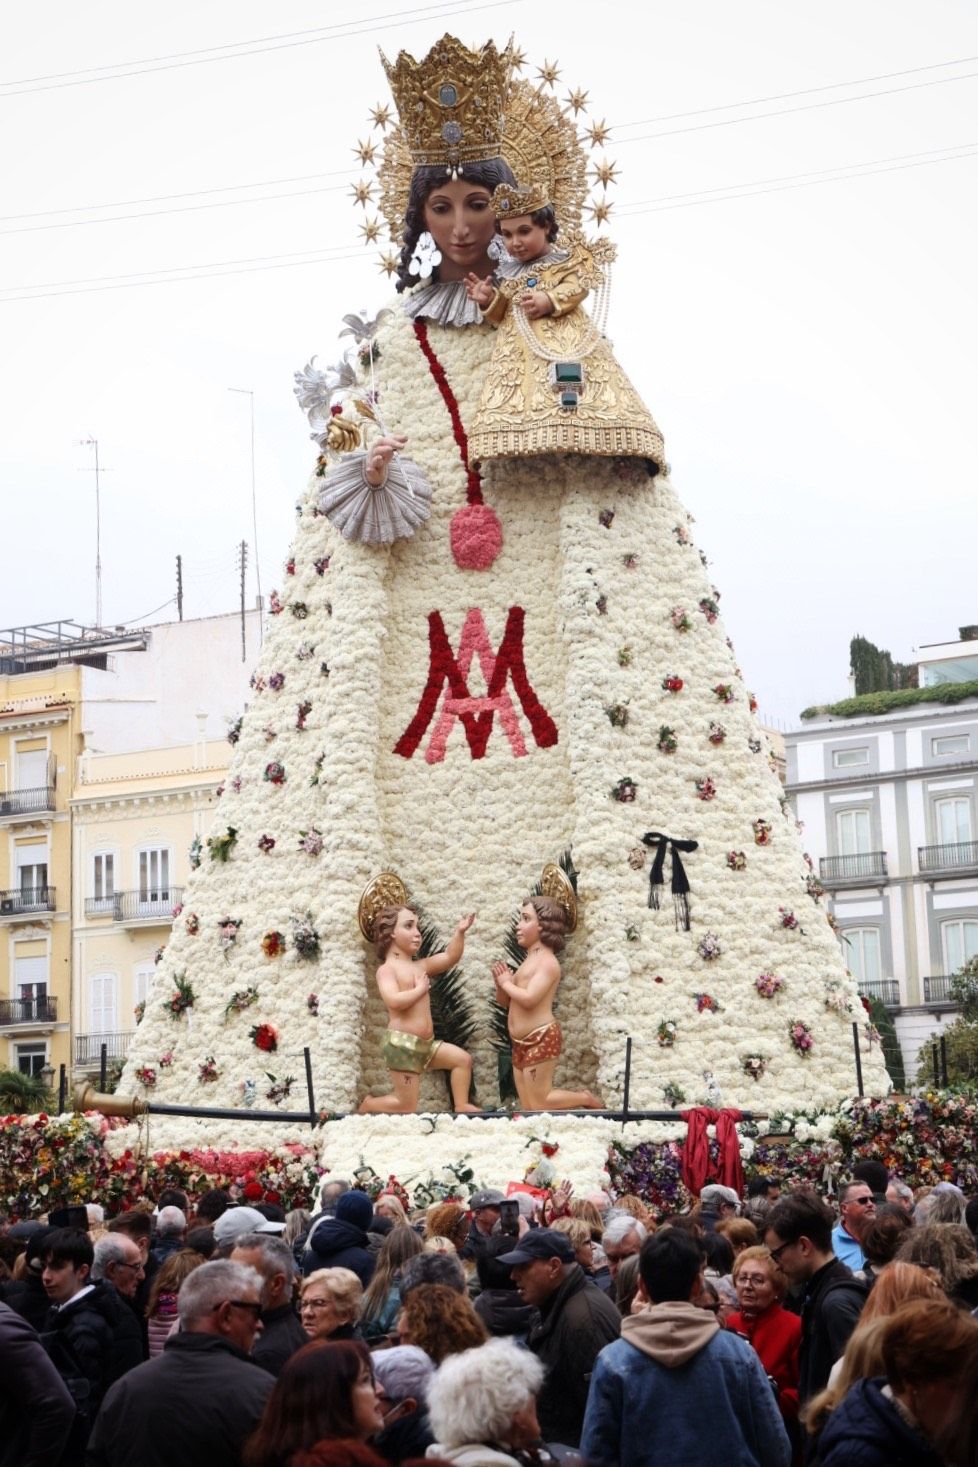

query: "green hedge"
xmin=800 ymin=680 xmax=978 ymax=721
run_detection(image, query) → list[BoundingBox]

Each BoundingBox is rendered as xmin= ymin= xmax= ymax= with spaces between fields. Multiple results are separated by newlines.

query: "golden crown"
xmin=379 ymin=33 xmax=515 ymax=168
xmin=491 ymin=179 xmax=551 ymax=217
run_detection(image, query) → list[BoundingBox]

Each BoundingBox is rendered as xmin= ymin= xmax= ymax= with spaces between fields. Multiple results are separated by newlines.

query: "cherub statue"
xmin=359 ymin=903 xmax=481 ymax=1114
xmin=492 ymin=893 xmax=602 ymax=1111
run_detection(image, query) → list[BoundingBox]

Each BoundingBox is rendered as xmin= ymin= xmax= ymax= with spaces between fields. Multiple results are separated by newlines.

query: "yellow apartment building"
xmin=0 ymin=662 xmax=80 ymax=1087
xmin=72 ymin=737 xmax=228 ymax=1082
xmin=0 ymin=613 xmax=259 ymax=1094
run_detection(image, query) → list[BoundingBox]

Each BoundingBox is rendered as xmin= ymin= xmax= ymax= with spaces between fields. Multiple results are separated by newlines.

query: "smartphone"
xmin=499 ymin=1199 xmax=520 ymax=1237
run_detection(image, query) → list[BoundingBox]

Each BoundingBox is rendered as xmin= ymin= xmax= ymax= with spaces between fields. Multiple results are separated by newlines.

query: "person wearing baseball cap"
xmin=496 ymin=1228 xmax=620 ymax=1449
xmin=461 ymin=1189 xmax=505 ymax=1263
xmin=212 ymin=1206 xmax=285 ymax=1253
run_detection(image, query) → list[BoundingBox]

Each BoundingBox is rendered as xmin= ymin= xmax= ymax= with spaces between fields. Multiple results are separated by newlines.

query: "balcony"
xmin=857 ymin=978 xmax=901 ymax=1008
xmin=922 ymin=975 xmax=961 ymax=1008
xmin=0 ymin=886 xmax=57 ymax=918
xmin=74 ymin=1031 xmax=135 ymax=1067
xmin=918 ymin=840 xmax=978 ymax=878
xmin=0 ymin=996 xmax=58 ymax=1026
xmin=0 ymin=786 xmax=56 ymax=821
xmin=88 ymin=888 xmax=183 ymax=926
xmin=819 ymin=852 xmax=888 ymax=887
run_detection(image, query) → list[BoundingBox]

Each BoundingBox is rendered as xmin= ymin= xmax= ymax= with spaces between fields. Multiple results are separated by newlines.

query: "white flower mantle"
xmin=118 ymin=301 xmax=889 ymax=1152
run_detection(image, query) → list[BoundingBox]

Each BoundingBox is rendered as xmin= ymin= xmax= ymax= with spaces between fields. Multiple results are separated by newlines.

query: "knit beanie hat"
xmin=335 ymin=1190 xmax=373 ymax=1232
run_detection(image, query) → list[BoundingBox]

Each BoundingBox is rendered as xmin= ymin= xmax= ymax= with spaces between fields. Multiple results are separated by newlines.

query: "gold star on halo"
xmin=350 ymin=180 xmax=374 ymax=207
xmin=536 ymin=59 xmax=561 ymax=87
xmin=359 ymin=218 xmax=382 ymax=245
xmin=378 ymin=250 xmax=400 ymax=277
xmin=586 ymin=198 xmax=613 ymax=225
xmin=353 ymin=138 xmax=378 ymax=165
xmin=369 ymin=103 xmax=392 ymax=131
xmin=564 ymin=87 xmax=589 ymax=115
xmin=591 ymin=159 xmax=620 ymax=188
xmin=587 ymin=118 xmax=612 ymax=147
xmin=510 ymin=48 xmax=527 ymax=72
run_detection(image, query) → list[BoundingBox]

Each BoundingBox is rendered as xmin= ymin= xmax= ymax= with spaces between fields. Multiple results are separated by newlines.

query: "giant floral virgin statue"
xmin=118 ymin=37 xmax=888 ymax=1168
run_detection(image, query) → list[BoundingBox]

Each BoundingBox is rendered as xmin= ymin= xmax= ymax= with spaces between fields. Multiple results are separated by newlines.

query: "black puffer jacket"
xmin=40 ymin=1282 xmax=144 ymax=1464
xmin=526 ymin=1264 xmax=621 ymax=1449
xmin=816 ymin=1377 xmax=943 ymax=1467
xmin=0 ymin=1272 xmax=52 ymax=1332
xmin=302 ymin=1217 xmax=376 ymax=1284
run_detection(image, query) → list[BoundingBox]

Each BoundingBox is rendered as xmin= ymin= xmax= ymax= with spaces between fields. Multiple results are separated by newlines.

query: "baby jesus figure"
xmin=359 ymin=905 xmax=481 ymax=1114
xmin=464 ymin=180 xmax=664 ymax=471
xmin=492 ymin=895 xmax=602 ymax=1111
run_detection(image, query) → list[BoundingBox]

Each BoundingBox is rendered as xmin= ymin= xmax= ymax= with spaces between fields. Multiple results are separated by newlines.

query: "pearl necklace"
xmin=512 ymin=258 xmax=613 ymax=364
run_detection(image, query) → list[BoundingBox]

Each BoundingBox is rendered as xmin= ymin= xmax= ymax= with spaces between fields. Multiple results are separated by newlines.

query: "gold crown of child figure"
xmin=490 ymin=179 xmax=552 ymax=217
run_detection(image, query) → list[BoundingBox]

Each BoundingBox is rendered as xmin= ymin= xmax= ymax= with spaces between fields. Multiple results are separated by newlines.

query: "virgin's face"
xmin=422 ymin=180 xmax=495 ymax=277
xmin=516 ymin=903 xmax=541 ymax=948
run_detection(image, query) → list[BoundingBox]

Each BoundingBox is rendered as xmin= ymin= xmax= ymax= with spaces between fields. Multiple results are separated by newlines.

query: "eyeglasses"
xmin=113 ymin=1260 xmax=145 ymax=1274
xmin=767 ymin=1240 xmax=793 ymax=1263
xmin=737 ymin=1274 xmax=773 ymax=1287
xmin=845 ymin=1196 xmax=874 ymax=1207
xmin=300 ymin=1298 xmax=334 ymax=1311
xmin=218 ymin=1299 xmax=263 ymax=1319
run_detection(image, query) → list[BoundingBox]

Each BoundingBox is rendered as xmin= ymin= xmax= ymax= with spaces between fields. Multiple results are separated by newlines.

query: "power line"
xmin=0 ymin=0 xmax=520 ymax=95
xmin=615 ymin=141 xmax=978 ymax=212
xmin=1 ymin=245 xmax=358 ymax=295
xmin=615 ymin=68 xmax=978 ymax=146
xmin=0 ymin=182 xmax=351 ymax=237
xmin=0 ymin=168 xmax=357 ymax=224
xmin=612 ymin=53 xmax=978 ymax=130
xmin=0 ymin=249 xmax=367 ymax=303
xmin=617 ymin=143 xmax=978 ymax=216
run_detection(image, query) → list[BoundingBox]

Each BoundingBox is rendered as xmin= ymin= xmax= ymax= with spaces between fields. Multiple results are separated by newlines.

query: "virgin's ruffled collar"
xmin=401 ymin=279 xmax=485 ymax=327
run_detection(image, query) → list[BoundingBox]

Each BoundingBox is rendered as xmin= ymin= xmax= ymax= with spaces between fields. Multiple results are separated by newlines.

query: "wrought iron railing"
xmin=857 ymin=978 xmax=901 ymax=1008
xmin=0 ymin=886 xmax=56 ymax=916
xmin=918 ymin=840 xmax=978 ymax=873
xmin=0 ymin=996 xmax=58 ymax=1025
xmin=923 ymin=975 xmax=960 ymax=1005
xmin=0 ymin=786 xmax=56 ymax=817
xmin=110 ymin=889 xmax=183 ymax=923
xmin=74 ymin=1031 xmax=135 ymax=1066
xmin=819 ymin=852 xmax=888 ymax=883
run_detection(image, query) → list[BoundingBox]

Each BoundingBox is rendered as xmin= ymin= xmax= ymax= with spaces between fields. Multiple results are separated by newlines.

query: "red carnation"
xmin=243 ymin=1181 xmax=264 ymax=1200
xmin=250 ymin=1023 xmax=279 ymax=1054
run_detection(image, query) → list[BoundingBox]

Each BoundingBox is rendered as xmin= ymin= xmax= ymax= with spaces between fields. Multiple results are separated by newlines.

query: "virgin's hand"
xmin=364 ymin=435 xmax=407 ymax=487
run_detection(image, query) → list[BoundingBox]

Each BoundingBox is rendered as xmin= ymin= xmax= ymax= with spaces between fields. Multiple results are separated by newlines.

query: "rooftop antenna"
xmin=76 ymin=437 xmax=110 ymax=628
xmin=228 ymin=389 xmax=262 ymax=610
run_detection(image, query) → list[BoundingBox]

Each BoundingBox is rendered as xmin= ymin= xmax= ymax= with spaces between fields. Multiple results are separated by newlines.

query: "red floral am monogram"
xmin=395 ymin=607 xmax=558 ymax=763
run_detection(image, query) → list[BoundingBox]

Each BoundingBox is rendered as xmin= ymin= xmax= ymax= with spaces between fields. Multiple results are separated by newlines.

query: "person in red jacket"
xmin=727 ymin=1246 xmax=801 ymax=1452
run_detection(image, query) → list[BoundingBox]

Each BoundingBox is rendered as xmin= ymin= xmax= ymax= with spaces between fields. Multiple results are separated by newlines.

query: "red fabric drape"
xmin=679 ymin=1107 xmax=744 ymax=1197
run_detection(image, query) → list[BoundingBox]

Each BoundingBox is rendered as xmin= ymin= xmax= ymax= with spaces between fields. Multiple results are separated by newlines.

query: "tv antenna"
xmin=76 ymin=437 xmax=111 ymax=628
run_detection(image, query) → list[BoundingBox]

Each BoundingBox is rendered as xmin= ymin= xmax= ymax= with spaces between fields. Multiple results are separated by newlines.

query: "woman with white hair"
xmin=425 ymin=1337 xmax=551 ymax=1466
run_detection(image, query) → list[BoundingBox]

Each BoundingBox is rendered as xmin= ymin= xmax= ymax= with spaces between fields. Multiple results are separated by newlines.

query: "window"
xmin=90 ymin=973 xmax=118 ymax=1034
xmin=15 ymin=1042 xmax=47 ymax=1077
xmin=137 ymin=848 xmax=170 ymax=909
xmin=836 ymin=808 xmax=872 ymax=855
xmin=18 ymin=863 xmax=48 ymax=901
xmin=935 ymin=798 xmax=973 ymax=846
xmin=15 ymin=955 xmax=48 ymax=1018
xmin=133 ymin=964 xmax=155 ymax=1022
xmin=932 ymin=734 xmax=970 ymax=758
xmin=92 ymin=853 xmax=115 ymax=904
xmin=15 ymin=749 xmax=47 ymax=791
xmin=941 ymin=919 xmax=978 ymax=976
xmin=843 ymin=928 xmax=882 ymax=986
xmin=833 ymin=747 xmax=869 ymax=769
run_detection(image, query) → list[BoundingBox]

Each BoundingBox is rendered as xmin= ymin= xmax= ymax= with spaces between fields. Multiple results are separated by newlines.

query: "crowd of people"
xmin=1 ymin=1160 xmax=977 ymax=1466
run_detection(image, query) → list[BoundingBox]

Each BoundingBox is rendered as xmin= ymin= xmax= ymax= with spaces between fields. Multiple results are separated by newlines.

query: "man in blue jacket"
xmin=581 ymin=1229 xmax=790 ymax=1467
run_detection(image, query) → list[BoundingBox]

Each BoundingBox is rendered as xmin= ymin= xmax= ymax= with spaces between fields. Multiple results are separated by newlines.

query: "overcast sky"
xmin=2 ymin=0 xmax=975 ymax=725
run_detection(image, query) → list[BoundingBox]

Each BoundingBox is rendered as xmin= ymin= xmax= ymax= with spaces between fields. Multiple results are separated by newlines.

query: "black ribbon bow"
xmin=641 ymin=830 xmax=699 ymax=931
